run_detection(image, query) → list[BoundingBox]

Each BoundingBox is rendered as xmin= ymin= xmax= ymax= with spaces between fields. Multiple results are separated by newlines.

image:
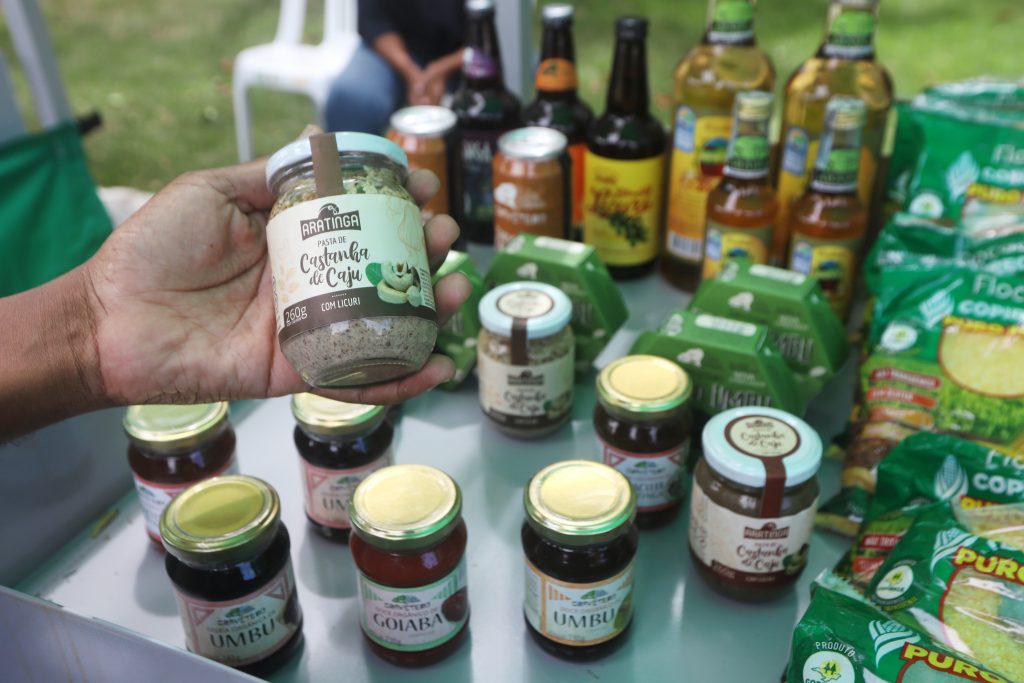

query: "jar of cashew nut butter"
xmin=266 ymin=132 xmax=438 ymax=388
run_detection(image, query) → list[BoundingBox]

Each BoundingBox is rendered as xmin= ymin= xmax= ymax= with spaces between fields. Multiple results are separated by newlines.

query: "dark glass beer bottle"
xmin=583 ymin=16 xmax=666 ymax=280
xmin=451 ymin=0 xmax=522 ymax=244
xmin=523 ymin=4 xmax=594 ymax=241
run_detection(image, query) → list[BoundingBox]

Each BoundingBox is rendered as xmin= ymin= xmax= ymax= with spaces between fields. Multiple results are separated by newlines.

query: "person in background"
xmin=326 ymin=0 xmax=466 ymax=133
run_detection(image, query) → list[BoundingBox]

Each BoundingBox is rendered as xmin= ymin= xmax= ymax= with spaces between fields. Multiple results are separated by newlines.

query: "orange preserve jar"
xmin=348 ymin=464 xmax=469 ymax=666
xmin=492 ymin=126 xmax=570 ymax=249
xmin=388 ymin=105 xmax=458 ymax=223
xmin=125 ymin=403 xmax=237 ymax=544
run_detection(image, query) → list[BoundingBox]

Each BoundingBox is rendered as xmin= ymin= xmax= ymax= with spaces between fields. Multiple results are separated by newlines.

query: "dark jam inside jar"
xmin=594 ymin=355 xmax=694 ymax=529
xmin=521 ymin=521 xmax=638 ymax=659
xmin=521 ymin=460 xmax=638 ymax=660
xmin=348 ymin=465 xmax=469 ymax=667
xmin=161 ymin=476 xmax=304 ymax=676
xmin=124 ymin=403 xmax=237 ymax=545
xmin=291 ymin=394 xmax=394 ymax=542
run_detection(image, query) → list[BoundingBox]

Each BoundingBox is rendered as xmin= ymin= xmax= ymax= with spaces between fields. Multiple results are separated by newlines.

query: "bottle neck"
xmin=464 ymin=15 xmax=505 ymax=88
xmin=606 ymin=37 xmax=649 ymax=116
xmin=810 ymin=125 xmax=863 ymax=194
xmin=704 ymin=0 xmax=756 ymax=46
xmin=535 ymin=25 xmax=578 ymax=96
xmin=819 ymin=2 xmax=877 ymax=60
xmin=723 ymin=116 xmax=771 ymax=181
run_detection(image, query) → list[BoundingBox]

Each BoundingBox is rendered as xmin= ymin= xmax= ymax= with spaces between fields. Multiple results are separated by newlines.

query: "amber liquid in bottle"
xmin=774 ymin=0 xmax=892 ymax=263
xmin=702 ymin=91 xmax=778 ymax=281
xmin=787 ymin=97 xmax=868 ymax=322
xmin=583 ymin=16 xmax=666 ymax=280
xmin=661 ymin=0 xmax=775 ymax=291
xmin=523 ymin=4 xmax=593 ymax=241
xmin=451 ymin=1 xmax=522 ymax=244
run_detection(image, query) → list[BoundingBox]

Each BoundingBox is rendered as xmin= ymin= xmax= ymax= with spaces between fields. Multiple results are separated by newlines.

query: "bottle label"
xmin=493 ymin=164 xmax=566 ymax=249
xmin=300 ymin=450 xmax=391 ymax=530
xmin=666 ymin=108 xmax=731 ymax=263
xmin=788 ymin=233 xmax=863 ymax=318
xmin=823 ymin=8 xmax=876 ymax=59
xmin=811 ymin=146 xmax=860 ymax=194
xmin=357 ymin=558 xmax=468 ymax=652
xmin=708 ymin=0 xmax=754 ymax=44
xmin=266 ymin=194 xmax=436 ymax=346
xmin=132 ymin=458 xmax=238 ymax=540
xmin=534 ymin=58 xmax=578 ymax=92
xmin=689 ymin=482 xmax=816 ymax=587
xmin=173 ymin=561 xmax=301 ymax=667
xmin=523 ymin=558 xmax=634 ymax=646
xmin=568 ymin=142 xmax=586 ymax=230
xmin=702 ymin=218 xmax=772 ymax=279
xmin=478 ymin=345 xmax=574 ymax=431
xmin=463 ymin=47 xmax=499 ymax=80
xmin=601 ymin=440 xmax=688 ymax=511
xmin=460 ymin=129 xmax=500 ymax=225
xmin=724 ymin=134 xmax=770 ymax=179
xmin=583 ymin=152 xmax=664 ymax=266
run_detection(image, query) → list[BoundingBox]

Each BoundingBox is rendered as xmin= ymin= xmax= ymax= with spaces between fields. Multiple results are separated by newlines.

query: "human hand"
xmin=408 ymin=61 xmax=448 ymax=106
xmin=84 ymin=137 xmax=469 ymax=408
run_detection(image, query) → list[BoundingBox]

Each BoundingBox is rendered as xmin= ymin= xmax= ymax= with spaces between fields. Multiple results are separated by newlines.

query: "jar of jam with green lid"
xmin=291 ymin=393 xmax=393 ymax=541
xmin=522 ymin=460 xmax=638 ymax=660
xmin=124 ymin=402 xmax=237 ymax=545
xmin=161 ymin=476 xmax=303 ymax=675
xmin=348 ymin=464 xmax=469 ymax=666
xmin=689 ymin=407 xmax=822 ymax=602
xmin=595 ymin=354 xmax=693 ymax=529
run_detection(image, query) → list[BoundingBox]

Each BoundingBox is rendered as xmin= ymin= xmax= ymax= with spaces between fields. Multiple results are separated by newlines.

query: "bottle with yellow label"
xmin=523 ymin=4 xmax=593 ymax=242
xmin=702 ymin=91 xmax=777 ymax=281
xmin=583 ymin=16 xmax=666 ymax=280
xmin=787 ymin=97 xmax=868 ymax=321
xmin=774 ymin=0 xmax=892 ymax=264
xmin=661 ymin=0 xmax=775 ymax=291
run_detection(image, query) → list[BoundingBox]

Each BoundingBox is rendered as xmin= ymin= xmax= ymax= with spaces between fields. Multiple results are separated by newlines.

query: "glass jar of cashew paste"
xmin=266 ymin=132 xmax=438 ymax=387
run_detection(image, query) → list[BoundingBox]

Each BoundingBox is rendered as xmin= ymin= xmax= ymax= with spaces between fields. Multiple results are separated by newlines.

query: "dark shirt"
xmin=358 ymin=0 xmax=465 ymax=62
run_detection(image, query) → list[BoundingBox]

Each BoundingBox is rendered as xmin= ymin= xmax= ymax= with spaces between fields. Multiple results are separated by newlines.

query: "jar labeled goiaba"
xmin=291 ymin=393 xmax=392 ymax=541
xmin=160 ymin=476 xmax=303 ymax=675
xmin=477 ymin=281 xmax=575 ymax=438
xmin=689 ymin=407 xmax=822 ymax=601
xmin=522 ymin=460 xmax=638 ymax=660
xmin=266 ymin=132 xmax=438 ymax=388
xmin=348 ymin=464 xmax=469 ymax=666
xmin=594 ymin=355 xmax=693 ymax=528
xmin=124 ymin=402 xmax=237 ymax=544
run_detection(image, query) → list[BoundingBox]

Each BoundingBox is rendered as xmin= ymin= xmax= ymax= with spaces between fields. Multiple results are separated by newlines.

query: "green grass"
xmin=1 ymin=0 xmax=1020 ymax=191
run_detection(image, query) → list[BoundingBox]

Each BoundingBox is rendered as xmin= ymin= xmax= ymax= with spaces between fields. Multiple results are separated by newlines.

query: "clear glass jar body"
xmin=293 ymin=421 xmax=393 ymax=541
xmin=267 ymin=152 xmax=438 ymax=388
xmin=478 ymin=326 xmax=575 ymax=439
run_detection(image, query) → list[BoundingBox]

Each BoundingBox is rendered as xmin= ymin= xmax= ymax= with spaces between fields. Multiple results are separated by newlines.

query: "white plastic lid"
xmin=701 ymin=407 xmax=822 ymax=488
xmin=265 ymin=132 xmax=409 ymax=188
xmin=390 ymin=106 xmax=458 ymax=137
xmin=498 ymin=127 xmax=567 ymax=160
xmin=479 ymin=282 xmax=572 ymax=340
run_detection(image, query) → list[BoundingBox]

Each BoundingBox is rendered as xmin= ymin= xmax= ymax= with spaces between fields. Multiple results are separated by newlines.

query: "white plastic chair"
xmin=232 ymin=0 xmax=360 ymax=161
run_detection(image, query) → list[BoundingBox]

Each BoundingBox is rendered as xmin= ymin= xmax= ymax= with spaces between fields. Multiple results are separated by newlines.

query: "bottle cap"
xmin=616 ymin=16 xmax=648 ymax=40
xmin=541 ymin=3 xmax=574 ymax=25
xmin=466 ymin=0 xmax=495 ymax=17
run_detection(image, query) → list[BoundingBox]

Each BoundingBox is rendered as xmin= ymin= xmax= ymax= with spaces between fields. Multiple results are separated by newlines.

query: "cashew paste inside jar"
xmin=266 ymin=132 xmax=438 ymax=388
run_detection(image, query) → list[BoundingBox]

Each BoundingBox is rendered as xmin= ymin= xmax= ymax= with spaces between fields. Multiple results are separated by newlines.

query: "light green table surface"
xmin=18 ymin=247 xmax=854 ymax=682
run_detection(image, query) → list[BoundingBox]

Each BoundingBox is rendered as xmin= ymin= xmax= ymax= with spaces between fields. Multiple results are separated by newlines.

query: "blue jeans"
xmin=325 ymin=43 xmax=408 ymax=134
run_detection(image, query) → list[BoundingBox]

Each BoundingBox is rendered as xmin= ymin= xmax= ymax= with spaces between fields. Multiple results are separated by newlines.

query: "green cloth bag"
xmin=0 ymin=123 xmax=111 ymax=297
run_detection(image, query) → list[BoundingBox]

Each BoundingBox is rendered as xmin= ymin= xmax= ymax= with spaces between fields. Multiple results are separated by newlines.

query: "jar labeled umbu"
xmin=349 ymin=464 xmax=469 ymax=666
xmin=689 ymin=407 xmax=822 ymax=601
xmin=265 ymin=132 xmax=438 ymax=388
xmin=595 ymin=355 xmax=693 ymax=528
xmin=291 ymin=393 xmax=392 ymax=541
xmin=124 ymin=402 xmax=237 ymax=544
xmin=161 ymin=476 xmax=303 ymax=675
xmin=477 ymin=281 xmax=575 ymax=439
xmin=522 ymin=460 xmax=638 ymax=660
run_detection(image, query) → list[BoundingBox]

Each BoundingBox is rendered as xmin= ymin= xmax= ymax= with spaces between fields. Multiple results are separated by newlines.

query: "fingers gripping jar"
xmin=161 ymin=476 xmax=303 ymax=675
xmin=266 ymin=132 xmax=438 ymax=388
xmin=477 ymin=282 xmax=575 ymax=438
